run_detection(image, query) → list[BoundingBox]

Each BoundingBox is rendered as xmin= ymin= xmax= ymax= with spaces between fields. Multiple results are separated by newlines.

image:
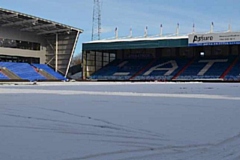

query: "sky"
xmin=1 ymin=0 xmax=240 ymax=55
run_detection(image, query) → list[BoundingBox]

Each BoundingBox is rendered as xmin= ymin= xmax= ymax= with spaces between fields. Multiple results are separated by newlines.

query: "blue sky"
xmin=1 ymin=0 xmax=240 ymax=55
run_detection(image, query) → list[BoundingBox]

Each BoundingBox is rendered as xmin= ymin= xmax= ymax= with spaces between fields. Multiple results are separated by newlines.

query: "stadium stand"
xmin=0 ymin=62 xmax=66 ymax=81
xmin=32 ymin=64 xmax=66 ymax=81
xmin=0 ymin=71 xmax=9 ymax=80
xmin=83 ymin=29 xmax=240 ymax=82
xmin=134 ymin=58 xmax=190 ymax=81
xmin=0 ymin=67 xmax=21 ymax=80
xmin=176 ymin=57 xmax=234 ymax=80
xmin=90 ymin=59 xmax=152 ymax=80
xmin=88 ymin=56 xmax=240 ymax=81
xmin=224 ymin=57 xmax=240 ymax=81
xmin=90 ymin=59 xmax=122 ymax=80
xmin=0 ymin=62 xmax=46 ymax=81
xmin=0 ymin=8 xmax=83 ymax=82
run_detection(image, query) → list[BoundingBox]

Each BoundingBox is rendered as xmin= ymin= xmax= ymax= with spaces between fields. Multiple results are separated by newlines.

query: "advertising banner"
xmin=188 ymin=32 xmax=240 ymax=46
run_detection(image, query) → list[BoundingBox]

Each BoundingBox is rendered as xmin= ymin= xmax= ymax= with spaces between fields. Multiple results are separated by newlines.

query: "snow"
xmin=0 ymin=82 xmax=240 ymax=160
xmin=85 ymin=36 xmax=188 ymax=44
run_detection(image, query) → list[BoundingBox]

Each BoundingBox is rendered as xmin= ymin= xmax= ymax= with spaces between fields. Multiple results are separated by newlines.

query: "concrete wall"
xmin=0 ymin=47 xmax=46 ymax=63
xmin=0 ymin=27 xmax=47 ymax=63
xmin=0 ymin=27 xmax=79 ymax=75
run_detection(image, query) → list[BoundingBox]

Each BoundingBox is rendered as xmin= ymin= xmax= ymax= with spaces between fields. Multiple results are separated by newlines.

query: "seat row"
xmin=0 ymin=62 xmax=66 ymax=81
xmin=90 ymin=56 xmax=240 ymax=81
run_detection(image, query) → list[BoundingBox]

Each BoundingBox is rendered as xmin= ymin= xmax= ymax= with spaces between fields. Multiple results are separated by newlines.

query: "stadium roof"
xmin=83 ymin=36 xmax=188 ymax=51
xmin=86 ymin=35 xmax=188 ymax=44
xmin=0 ymin=8 xmax=83 ymax=35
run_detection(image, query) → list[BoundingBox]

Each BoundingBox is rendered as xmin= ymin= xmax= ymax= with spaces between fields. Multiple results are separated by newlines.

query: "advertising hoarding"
xmin=188 ymin=32 xmax=240 ymax=46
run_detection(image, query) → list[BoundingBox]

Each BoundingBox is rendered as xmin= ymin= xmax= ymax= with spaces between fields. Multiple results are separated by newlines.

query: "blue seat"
xmin=90 ymin=59 xmax=151 ymax=80
xmin=0 ymin=62 xmax=46 ymax=81
xmin=177 ymin=57 xmax=233 ymax=80
xmin=90 ymin=56 xmax=238 ymax=81
xmin=135 ymin=58 xmax=189 ymax=80
xmin=0 ymin=72 xmax=9 ymax=80
xmin=225 ymin=58 xmax=240 ymax=81
xmin=32 ymin=64 xmax=66 ymax=80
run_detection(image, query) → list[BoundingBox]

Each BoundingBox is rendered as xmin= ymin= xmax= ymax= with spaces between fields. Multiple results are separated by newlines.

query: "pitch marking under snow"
xmin=0 ymin=88 xmax=239 ymax=101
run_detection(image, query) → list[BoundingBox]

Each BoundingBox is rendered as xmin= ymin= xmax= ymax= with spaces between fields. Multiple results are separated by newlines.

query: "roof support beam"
xmin=65 ymin=31 xmax=80 ymax=77
xmin=1 ymin=19 xmax=37 ymax=27
xmin=55 ymin=33 xmax=58 ymax=72
xmin=0 ymin=13 xmax=18 ymax=19
xmin=37 ymin=29 xmax=71 ymax=35
xmin=20 ymin=23 xmax=56 ymax=31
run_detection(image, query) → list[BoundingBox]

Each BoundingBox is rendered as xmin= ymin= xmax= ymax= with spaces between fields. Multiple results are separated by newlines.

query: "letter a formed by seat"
xmin=143 ymin=60 xmax=178 ymax=76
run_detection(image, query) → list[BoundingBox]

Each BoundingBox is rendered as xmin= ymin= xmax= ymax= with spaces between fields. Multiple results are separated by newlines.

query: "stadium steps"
xmin=0 ymin=67 xmax=21 ymax=80
xmin=129 ymin=59 xmax=156 ymax=80
xmin=220 ymin=56 xmax=239 ymax=79
xmin=33 ymin=67 xmax=57 ymax=80
xmin=32 ymin=64 xmax=66 ymax=81
xmin=172 ymin=57 xmax=195 ymax=80
xmin=0 ymin=70 xmax=9 ymax=80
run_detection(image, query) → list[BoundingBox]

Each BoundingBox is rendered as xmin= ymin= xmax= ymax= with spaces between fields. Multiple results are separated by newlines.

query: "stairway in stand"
xmin=129 ymin=59 xmax=156 ymax=80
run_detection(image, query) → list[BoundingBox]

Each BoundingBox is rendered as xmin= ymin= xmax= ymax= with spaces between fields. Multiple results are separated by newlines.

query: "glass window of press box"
xmin=0 ymin=38 xmax=40 ymax=51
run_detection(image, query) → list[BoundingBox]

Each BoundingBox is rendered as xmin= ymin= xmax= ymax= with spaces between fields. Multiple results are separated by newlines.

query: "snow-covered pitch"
xmin=0 ymin=82 xmax=240 ymax=160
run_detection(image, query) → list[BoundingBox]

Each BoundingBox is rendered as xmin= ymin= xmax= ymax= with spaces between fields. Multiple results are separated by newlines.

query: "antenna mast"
xmin=91 ymin=0 xmax=101 ymax=40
